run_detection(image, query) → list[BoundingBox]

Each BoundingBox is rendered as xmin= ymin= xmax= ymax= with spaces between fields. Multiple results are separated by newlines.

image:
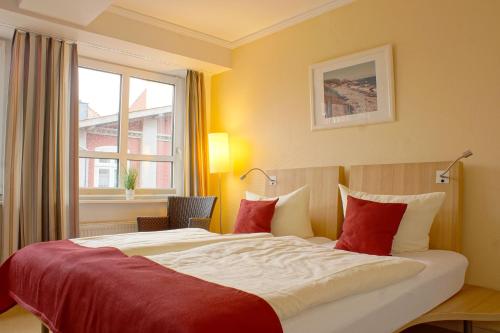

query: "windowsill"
xmin=0 ymin=195 xmax=168 ymax=205
xmin=79 ymin=195 xmax=168 ymax=204
xmin=0 ymin=197 xmax=167 ymax=205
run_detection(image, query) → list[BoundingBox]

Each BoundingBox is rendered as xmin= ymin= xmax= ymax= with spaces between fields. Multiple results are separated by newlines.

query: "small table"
xmin=397 ymin=284 xmax=500 ymax=333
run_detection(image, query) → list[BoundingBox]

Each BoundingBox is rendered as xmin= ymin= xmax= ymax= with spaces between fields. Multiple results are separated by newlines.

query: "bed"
xmin=262 ymin=162 xmax=465 ymax=332
xmin=0 ymin=162 xmax=465 ymax=333
xmin=285 ymin=238 xmax=467 ymax=333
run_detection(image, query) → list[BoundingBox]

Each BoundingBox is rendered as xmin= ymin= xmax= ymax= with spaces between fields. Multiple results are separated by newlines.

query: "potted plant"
xmin=123 ymin=168 xmax=138 ymax=200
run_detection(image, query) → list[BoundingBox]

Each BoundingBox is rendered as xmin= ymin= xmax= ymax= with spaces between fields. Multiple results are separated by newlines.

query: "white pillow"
xmin=246 ymin=186 xmax=314 ymax=238
xmin=338 ymin=184 xmax=445 ymax=253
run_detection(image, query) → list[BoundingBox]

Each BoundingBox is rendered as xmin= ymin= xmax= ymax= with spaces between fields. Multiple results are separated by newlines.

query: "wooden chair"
xmin=137 ymin=196 xmax=217 ymax=232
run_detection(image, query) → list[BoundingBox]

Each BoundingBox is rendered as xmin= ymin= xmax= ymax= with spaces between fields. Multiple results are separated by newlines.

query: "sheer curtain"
xmin=1 ymin=30 xmax=79 ymax=261
xmin=184 ymin=70 xmax=209 ymax=196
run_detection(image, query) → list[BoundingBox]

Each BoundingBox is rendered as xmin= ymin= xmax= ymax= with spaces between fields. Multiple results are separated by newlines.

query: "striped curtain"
xmin=184 ymin=70 xmax=209 ymax=196
xmin=1 ymin=30 xmax=79 ymax=262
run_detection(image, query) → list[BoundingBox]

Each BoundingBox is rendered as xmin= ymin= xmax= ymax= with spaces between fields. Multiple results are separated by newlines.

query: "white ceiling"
xmin=111 ymin=0 xmax=352 ymax=44
xmin=0 ymin=6 xmax=231 ymax=75
xmin=1 ymin=0 xmax=353 ymax=74
xmin=18 ymin=0 xmax=113 ymax=26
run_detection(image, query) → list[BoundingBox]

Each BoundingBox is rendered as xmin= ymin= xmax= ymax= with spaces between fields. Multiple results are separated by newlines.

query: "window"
xmin=78 ymin=58 xmax=184 ymax=197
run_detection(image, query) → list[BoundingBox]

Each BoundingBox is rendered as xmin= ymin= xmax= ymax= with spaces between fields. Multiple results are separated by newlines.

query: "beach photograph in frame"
xmin=310 ymin=45 xmax=394 ymax=130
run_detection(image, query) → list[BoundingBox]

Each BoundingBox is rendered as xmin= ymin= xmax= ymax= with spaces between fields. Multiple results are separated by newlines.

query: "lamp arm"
xmin=439 ymin=157 xmax=462 ymax=178
xmin=240 ymin=168 xmax=276 ymax=183
xmin=439 ymin=150 xmax=473 ymax=178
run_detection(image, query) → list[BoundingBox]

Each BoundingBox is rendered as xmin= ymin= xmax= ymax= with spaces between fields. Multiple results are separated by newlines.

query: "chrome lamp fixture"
xmin=438 ymin=150 xmax=473 ymax=183
xmin=240 ymin=168 xmax=277 ymax=186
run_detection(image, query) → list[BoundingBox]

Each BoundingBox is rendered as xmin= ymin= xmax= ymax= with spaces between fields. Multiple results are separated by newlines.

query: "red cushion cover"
xmin=234 ymin=199 xmax=279 ymax=233
xmin=335 ymin=195 xmax=407 ymax=256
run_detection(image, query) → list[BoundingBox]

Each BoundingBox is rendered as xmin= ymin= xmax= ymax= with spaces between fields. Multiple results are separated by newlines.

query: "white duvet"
xmin=71 ymin=228 xmax=272 ymax=256
xmin=147 ymin=236 xmax=426 ymax=320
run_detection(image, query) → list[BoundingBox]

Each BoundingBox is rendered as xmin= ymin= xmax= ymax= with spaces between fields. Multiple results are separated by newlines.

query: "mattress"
xmin=283 ymin=238 xmax=468 ymax=333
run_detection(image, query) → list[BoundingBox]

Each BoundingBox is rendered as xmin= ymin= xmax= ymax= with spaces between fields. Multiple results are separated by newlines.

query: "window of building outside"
xmin=78 ymin=58 xmax=184 ymax=198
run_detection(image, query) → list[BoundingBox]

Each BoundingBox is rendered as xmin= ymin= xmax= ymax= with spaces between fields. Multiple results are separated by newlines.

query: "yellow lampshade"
xmin=208 ymin=132 xmax=230 ymax=174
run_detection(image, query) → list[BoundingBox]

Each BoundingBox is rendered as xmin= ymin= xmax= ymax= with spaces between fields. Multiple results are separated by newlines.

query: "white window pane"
xmin=79 ymin=67 xmax=121 ymax=153
xmin=127 ymin=160 xmax=172 ymax=189
xmin=79 ymin=158 xmax=118 ymax=188
xmin=128 ymin=78 xmax=174 ymax=156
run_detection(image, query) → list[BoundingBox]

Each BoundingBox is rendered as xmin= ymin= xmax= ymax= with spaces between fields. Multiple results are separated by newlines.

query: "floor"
xmin=0 ymin=306 xmax=460 ymax=333
xmin=0 ymin=307 xmax=41 ymax=333
xmin=0 ymin=306 xmax=40 ymax=333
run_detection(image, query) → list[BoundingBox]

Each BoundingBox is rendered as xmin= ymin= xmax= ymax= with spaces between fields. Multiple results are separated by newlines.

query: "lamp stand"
xmin=218 ymin=173 xmax=223 ymax=234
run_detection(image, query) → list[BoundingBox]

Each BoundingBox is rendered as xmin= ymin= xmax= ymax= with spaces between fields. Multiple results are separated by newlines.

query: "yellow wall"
xmin=210 ymin=0 xmax=500 ymax=290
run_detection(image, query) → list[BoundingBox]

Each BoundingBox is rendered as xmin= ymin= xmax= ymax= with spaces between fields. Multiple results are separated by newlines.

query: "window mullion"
xmin=118 ymin=73 xmax=130 ymax=189
xmin=127 ymin=154 xmax=173 ymax=162
xmin=79 ymin=151 xmax=119 ymax=159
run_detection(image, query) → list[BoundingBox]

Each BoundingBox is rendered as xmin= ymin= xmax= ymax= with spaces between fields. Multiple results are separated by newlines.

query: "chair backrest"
xmin=167 ymin=196 xmax=217 ymax=229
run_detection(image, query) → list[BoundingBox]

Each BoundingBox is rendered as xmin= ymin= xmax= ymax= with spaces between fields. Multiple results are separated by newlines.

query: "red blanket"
xmin=0 ymin=240 xmax=282 ymax=333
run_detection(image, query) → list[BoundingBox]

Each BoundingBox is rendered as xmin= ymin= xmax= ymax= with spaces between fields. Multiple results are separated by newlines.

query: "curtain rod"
xmin=0 ymin=22 xmax=157 ymax=59
xmin=0 ymin=22 xmax=193 ymax=76
xmin=0 ymin=22 xmax=155 ymax=59
xmin=15 ymin=29 xmax=77 ymax=44
xmin=0 ymin=22 xmax=77 ymax=44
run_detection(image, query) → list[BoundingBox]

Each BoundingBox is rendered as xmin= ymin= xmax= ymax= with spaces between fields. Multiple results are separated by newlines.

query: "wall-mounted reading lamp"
xmin=240 ymin=168 xmax=277 ymax=186
xmin=437 ymin=150 xmax=473 ymax=183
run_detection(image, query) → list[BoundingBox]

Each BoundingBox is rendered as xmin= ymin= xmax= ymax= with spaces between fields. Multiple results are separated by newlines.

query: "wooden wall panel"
xmin=349 ymin=161 xmax=463 ymax=252
xmin=264 ymin=166 xmax=343 ymax=239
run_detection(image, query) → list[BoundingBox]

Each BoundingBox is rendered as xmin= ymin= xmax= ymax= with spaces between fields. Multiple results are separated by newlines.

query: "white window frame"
xmin=78 ymin=57 xmax=185 ymax=198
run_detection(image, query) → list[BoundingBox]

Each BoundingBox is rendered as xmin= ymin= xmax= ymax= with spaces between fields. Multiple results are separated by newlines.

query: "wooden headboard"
xmin=348 ymin=162 xmax=463 ymax=252
xmin=263 ymin=166 xmax=343 ymax=239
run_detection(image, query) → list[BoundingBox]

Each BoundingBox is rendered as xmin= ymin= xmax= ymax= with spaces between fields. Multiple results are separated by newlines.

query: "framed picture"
xmin=310 ymin=45 xmax=395 ymax=130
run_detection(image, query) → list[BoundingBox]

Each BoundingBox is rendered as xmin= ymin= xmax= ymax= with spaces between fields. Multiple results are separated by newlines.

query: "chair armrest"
xmin=137 ymin=216 xmax=168 ymax=232
xmin=188 ymin=217 xmax=211 ymax=230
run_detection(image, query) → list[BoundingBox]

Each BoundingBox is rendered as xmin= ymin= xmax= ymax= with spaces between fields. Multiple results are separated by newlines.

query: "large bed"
xmin=285 ymin=237 xmax=467 ymax=333
xmin=0 ymin=161 xmax=465 ymax=333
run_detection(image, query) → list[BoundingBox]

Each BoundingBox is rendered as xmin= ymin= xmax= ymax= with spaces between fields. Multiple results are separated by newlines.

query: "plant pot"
xmin=125 ymin=189 xmax=135 ymax=200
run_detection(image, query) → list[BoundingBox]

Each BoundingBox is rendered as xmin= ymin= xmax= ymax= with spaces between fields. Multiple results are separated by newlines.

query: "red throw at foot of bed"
xmin=0 ymin=240 xmax=282 ymax=333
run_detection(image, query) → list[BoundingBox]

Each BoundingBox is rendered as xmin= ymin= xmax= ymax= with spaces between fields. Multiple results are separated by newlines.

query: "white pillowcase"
xmin=246 ymin=186 xmax=314 ymax=238
xmin=338 ymin=184 xmax=445 ymax=253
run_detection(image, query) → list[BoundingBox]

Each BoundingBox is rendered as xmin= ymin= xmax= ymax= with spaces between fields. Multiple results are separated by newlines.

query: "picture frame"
xmin=309 ymin=45 xmax=395 ymax=130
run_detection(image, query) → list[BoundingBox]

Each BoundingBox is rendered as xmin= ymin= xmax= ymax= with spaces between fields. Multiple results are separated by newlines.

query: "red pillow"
xmin=335 ymin=195 xmax=407 ymax=256
xmin=233 ymin=199 xmax=279 ymax=233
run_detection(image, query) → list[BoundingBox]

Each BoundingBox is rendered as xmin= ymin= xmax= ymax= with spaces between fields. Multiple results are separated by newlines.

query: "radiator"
xmin=79 ymin=221 xmax=138 ymax=237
